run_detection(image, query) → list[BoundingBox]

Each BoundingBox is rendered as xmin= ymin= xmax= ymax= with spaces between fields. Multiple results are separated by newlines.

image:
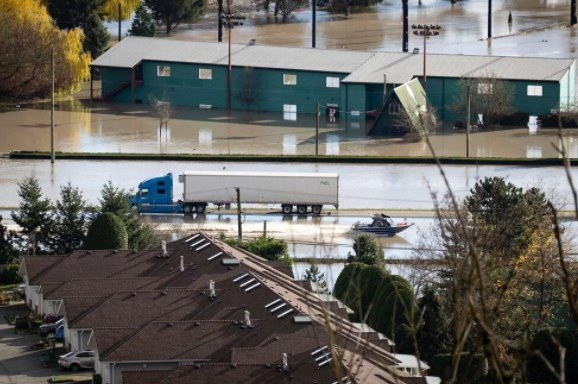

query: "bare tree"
xmin=394 ymin=104 xmax=439 ymax=142
xmin=454 ymin=73 xmax=515 ymax=129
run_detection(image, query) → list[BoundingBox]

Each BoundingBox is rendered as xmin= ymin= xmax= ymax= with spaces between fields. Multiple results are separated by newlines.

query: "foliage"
xmin=0 ymin=0 xmax=91 ymax=99
xmin=0 ymin=262 xmax=23 ymax=285
xmin=429 ymin=353 xmax=489 ymax=383
xmin=85 ymin=212 xmax=128 ymax=250
xmin=51 ymin=182 xmax=88 ymax=254
xmin=11 ymin=176 xmax=53 ymax=255
xmin=83 ymin=11 xmax=110 ymax=59
xmin=144 ymin=0 xmax=206 ymax=35
xmin=227 ymin=235 xmax=291 ymax=263
xmin=415 ymin=286 xmax=452 ymax=361
xmin=47 ymin=0 xmax=105 ymax=30
xmin=0 ymin=216 xmax=17 ymax=264
xmin=129 ymin=4 xmax=156 ymax=37
xmin=394 ymin=105 xmax=439 ymax=143
xmin=347 ymin=233 xmax=383 ymax=267
xmin=303 ymin=264 xmax=329 ymax=294
xmin=98 ymin=181 xmax=155 ymax=250
xmin=101 ymin=0 xmax=142 ymax=21
xmin=275 ymin=0 xmax=307 ymax=21
xmin=334 ymin=263 xmax=416 ymax=338
xmin=527 ymin=329 xmax=578 ymax=383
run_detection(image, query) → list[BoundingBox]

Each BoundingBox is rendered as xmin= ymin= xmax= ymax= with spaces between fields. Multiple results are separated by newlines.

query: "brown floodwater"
xmin=1 ymin=99 xmax=577 ymax=158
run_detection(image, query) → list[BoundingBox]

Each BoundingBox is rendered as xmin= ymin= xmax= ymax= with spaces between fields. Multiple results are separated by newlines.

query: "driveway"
xmin=0 ymin=303 xmax=85 ymax=384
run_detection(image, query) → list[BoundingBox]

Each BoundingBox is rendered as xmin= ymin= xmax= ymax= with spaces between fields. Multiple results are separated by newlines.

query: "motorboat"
xmin=352 ymin=213 xmax=413 ymax=236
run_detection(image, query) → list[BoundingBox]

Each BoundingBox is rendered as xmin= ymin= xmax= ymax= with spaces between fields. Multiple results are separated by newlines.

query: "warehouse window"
xmin=527 ymin=85 xmax=543 ymax=97
xmin=157 ymin=65 xmax=171 ymax=77
xmin=199 ymin=68 xmax=212 ymax=80
xmin=477 ymin=83 xmax=493 ymax=95
xmin=283 ymin=104 xmax=297 ymax=121
xmin=283 ymin=74 xmax=297 ymax=85
xmin=326 ymin=77 xmax=340 ymax=88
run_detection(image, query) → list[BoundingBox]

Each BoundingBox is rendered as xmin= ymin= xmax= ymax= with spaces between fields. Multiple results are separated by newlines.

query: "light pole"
xmin=411 ymin=24 xmax=441 ymax=93
xmin=221 ymin=3 xmax=245 ymax=112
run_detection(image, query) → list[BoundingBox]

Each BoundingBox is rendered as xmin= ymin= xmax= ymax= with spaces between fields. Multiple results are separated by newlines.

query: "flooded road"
xmin=0 ymin=158 xmax=576 ymax=209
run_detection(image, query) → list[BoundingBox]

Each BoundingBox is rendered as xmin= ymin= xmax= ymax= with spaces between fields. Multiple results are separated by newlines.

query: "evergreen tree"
xmin=52 ymin=182 xmax=88 ymax=254
xmin=85 ymin=212 xmax=128 ymax=250
xmin=144 ymin=0 xmax=205 ymax=35
xmin=83 ymin=11 xmax=110 ymax=59
xmin=129 ymin=4 xmax=156 ymax=36
xmin=47 ymin=0 xmax=105 ymax=30
xmin=98 ymin=181 xmax=155 ymax=250
xmin=347 ymin=233 xmax=383 ymax=267
xmin=0 ymin=215 xmax=17 ymax=264
xmin=11 ymin=176 xmax=53 ymax=255
xmin=303 ymin=264 xmax=329 ymax=294
xmin=415 ymin=286 xmax=451 ymax=361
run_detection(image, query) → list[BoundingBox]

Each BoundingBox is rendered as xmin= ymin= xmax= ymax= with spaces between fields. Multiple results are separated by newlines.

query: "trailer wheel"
xmin=282 ymin=205 xmax=293 ymax=214
xmin=196 ymin=204 xmax=206 ymax=214
xmin=312 ymin=205 xmax=322 ymax=215
xmin=183 ymin=204 xmax=193 ymax=214
xmin=297 ymin=205 xmax=308 ymax=214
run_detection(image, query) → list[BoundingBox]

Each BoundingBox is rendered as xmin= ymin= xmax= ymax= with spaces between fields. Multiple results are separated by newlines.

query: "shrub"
xmin=0 ymin=262 xmax=23 ymax=284
xmin=499 ymin=111 xmax=530 ymax=126
xmin=85 ymin=212 xmax=128 ymax=250
xmin=429 ymin=353 xmax=488 ymax=383
xmin=223 ymin=235 xmax=291 ymax=264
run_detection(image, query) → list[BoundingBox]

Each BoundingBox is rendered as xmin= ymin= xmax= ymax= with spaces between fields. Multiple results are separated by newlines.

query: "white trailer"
xmin=178 ymin=171 xmax=339 ymax=214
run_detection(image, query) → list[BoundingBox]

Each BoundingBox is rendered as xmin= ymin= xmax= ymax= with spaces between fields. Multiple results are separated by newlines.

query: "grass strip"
xmin=9 ymin=151 xmax=573 ymax=166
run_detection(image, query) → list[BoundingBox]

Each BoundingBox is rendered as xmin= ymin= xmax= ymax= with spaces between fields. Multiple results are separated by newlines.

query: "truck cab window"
xmin=157 ymin=189 xmax=166 ymax=194
xmin=140 ymin=189 xmax=149 ymax=197
xmin=157 ymin=181 xmax=165 ymax=186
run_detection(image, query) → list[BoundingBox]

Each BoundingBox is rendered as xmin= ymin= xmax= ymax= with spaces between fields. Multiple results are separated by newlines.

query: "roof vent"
xmin=244 ymin=310 xmax=252 ymax=327
xmin=222 ymin=258 xmax=240 ymax=266
xmin=293 ymin=315 xmax=312 ymax=324
xmin=207 ymin=251 xmax=223 ymax=262
xmin=161 ymin=240 xmax=168 ymax=257
xmin=191 ymin=239 xmax=205 ymax=248
xmin=311 ymin=345 xmax=331 ymax=368
xmin=196 ymin=243 xmax=210 ymax=252
xmin=179 ymin=255 xmax=185 ymax=272
xmin=209 ymin=280 xmax=216 ymax=300
xmin=249 ymin=38 xmax=256 ymax=45
xmin=413 ymin=47 xmax=419 ymax=54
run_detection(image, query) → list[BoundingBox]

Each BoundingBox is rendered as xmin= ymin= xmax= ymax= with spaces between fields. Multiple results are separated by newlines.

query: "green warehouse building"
xmin=91 ymin=36 xmax=576 ymax=134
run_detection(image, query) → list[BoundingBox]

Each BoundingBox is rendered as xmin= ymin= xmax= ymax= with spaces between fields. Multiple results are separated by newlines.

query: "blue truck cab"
xmin=130 ymin=173 xmax=182 ymax=213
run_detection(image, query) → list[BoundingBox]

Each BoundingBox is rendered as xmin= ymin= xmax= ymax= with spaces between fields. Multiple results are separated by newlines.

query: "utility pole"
xmin=118 ymin=1 xmax=122 ymax=42
xmin=218 ymin=0 xmax=223 ymax=42
xmin=383 ymin=74 xmax=387 ymax=105
xmin=487 ymin=0 xmax=492 ymax=39
xmin=466 ymin=84 xmax=471 ymax=158
xmin=572 ymin=0 xmax=577 ymax=26
xmin=51 ymin=47 xmax=55 ymax=164
xmin=221 ymin=3 xmax=245 ymax=112
xmin=402 ymin=0 xmax=408 ymax=52
xmin=235 ymin=187 xmax=242 ymax=241
xmin=315 ymin=102 xmax=320 ymax=156
xmin=412 ymin=24 xmax=441 ymax=93
xmin=312 ymin=0 xmax=316 ymax=48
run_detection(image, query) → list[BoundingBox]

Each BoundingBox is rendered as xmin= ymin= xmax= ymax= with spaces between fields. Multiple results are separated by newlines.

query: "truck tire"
xmin=183 ymin=204 xmax=193 ymax=214
xmin=282 ymin=205 xmax=293 ymax=214
xmin=312 ymin=205 xmax=322 ymax=215
xmin=196 ymin=204 xmax=206 ymax=214
xmin=297 ymin=205 xmax=307 ymax=214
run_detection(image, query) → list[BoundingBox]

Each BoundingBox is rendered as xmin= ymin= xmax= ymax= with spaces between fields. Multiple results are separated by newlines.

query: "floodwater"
xmin=173 ymin=0 xmax=577 ymax=59
xmin=1 ymin=100 xmax=577 ymax=159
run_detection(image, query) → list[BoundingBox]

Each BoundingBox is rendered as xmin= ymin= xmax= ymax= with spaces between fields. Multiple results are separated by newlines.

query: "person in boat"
xmin=372 ymin=213 xmax=392 ymax=227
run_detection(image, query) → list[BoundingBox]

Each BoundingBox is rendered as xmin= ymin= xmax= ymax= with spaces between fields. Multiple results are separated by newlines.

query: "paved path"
xmin=0 ymin=304 xmax=62 ymax=384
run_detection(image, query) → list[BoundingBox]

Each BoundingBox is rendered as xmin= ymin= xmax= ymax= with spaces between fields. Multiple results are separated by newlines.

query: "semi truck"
xmin=129 ymin=171 xmax=339 ymax=215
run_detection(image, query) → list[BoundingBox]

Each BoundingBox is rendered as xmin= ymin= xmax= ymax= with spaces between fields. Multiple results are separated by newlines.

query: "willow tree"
xmin=0 ymin=0 xmax=90 ymax=99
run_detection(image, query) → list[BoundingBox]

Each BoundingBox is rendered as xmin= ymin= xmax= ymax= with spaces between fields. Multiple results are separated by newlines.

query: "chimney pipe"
xmin=161 ymin=240 xmax=168 ymax=257
xmin=244 ymin=310 xmax=251 ymax=327
xmin=282 ymin=353 xmax=288 ymax=371
xmin=179 ymin=256 xmax=184 ymax=272
xmin=209 ymin=280 xmax=216 ymax=299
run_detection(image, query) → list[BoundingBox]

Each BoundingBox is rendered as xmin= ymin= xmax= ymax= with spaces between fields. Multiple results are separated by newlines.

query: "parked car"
xmin=58 ymin=350 xmax=95 ymax=372
xmin=38 ymin=318 xmax=64 ymax=337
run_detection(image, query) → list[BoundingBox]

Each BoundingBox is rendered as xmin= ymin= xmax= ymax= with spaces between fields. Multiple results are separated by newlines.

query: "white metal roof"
xmin=92 ymin=37 xmax=574 ymax=83
xmin=342 ymin=52 xmax=574 ymax=83
xmin=181 ymin=171 xmax=339 ymax=178
xmin=92 ymin=36 xmax=373 ymax=73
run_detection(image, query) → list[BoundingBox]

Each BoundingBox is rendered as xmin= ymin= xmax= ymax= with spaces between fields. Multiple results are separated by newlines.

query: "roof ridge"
xmin=27 ymin=254 xmax=70 ymax=282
